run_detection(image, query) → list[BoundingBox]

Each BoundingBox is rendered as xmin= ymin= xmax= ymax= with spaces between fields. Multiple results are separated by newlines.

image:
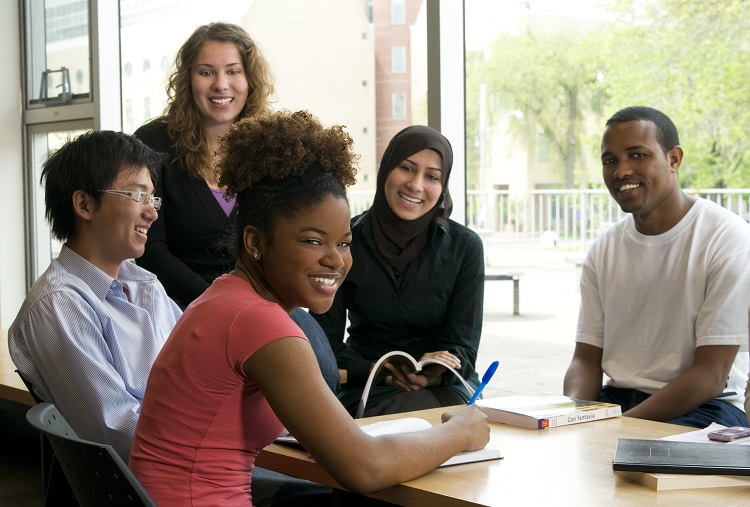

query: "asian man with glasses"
xmin=8 ymin=130 xmax=182 ymax=462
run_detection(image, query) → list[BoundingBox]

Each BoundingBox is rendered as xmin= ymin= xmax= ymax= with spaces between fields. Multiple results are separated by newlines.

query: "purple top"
xmin=211 ymin=188 xmax=236 ymax=217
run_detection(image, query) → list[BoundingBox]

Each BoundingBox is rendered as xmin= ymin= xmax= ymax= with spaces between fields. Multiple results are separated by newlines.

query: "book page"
xmin=443 ymin=447 xmax=503 ymax=467
xmin=276 ymin=417 xmax=502 ymax=468
xmin=276 ymin=417 xmax=432 ymax=445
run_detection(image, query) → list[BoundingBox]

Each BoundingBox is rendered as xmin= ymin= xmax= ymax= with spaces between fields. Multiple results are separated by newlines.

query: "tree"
xmin=600 ymin=0 xmax=750 ymax=188
xmin=468 ymin=0 xmax=750 ymax=189
xmin=468 ymin=26 xmax=606 ymax=189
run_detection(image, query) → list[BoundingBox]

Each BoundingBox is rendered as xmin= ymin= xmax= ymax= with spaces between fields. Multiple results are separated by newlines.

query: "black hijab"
xmin=369 ymin=125 xmax=453 ymax=274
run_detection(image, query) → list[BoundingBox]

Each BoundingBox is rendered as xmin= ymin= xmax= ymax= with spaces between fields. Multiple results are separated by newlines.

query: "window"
xmin=125 ymin=99 xmax=133 ymax=133
xmin=392 ymin=92 xmax=406 ymax=119
xmin=25 ymin=0 xmax=91 ymax=105
xmin=392 ymin=0 xmax=405 ymax=24
xmin=392 ymin=46 xmax=406 ymax=73
xmin=118 ymin=0 xmax=428 ymax=196
xmin=537 ymin=133 xmax=548 ymax=162
xmin=26 ymin=124 xmax=89 ymax=280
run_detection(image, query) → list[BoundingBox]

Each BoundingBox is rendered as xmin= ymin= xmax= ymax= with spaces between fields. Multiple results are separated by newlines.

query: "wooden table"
xmin=0 ymin=328 xmax=35 ymax=406
xmin=256 ymin=407 xmax=750 ymax=506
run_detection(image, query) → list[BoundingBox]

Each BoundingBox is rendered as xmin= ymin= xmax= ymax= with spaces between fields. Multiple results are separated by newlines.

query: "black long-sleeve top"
xmin=133 ymin=120 xmax=236 ymax=307
xmin=312 ymin=211 xmax=485 ymax=406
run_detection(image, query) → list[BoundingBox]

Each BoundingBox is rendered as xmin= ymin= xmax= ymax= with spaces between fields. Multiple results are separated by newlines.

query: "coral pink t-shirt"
xmin=129 ymin=274 xmax=306 ymax=506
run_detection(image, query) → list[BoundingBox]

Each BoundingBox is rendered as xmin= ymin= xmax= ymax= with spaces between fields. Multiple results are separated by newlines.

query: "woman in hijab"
xmin=313 ymin=125 xmax=485 ymax=417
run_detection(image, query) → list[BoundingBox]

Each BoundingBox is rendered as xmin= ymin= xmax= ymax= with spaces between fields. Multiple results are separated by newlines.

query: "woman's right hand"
xmin=440 ymin=405 xmax=491 ymax=452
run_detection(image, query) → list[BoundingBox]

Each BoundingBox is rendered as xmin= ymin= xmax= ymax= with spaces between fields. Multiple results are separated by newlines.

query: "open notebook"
xmin=276 ymin=417 xmax=503 ymax=467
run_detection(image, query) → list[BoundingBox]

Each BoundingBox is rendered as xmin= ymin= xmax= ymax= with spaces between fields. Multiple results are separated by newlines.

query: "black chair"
xmin=17 ymin=370 xmax=78 ymax=506
xmin=25 ymin=403 xmax=156 ymax=507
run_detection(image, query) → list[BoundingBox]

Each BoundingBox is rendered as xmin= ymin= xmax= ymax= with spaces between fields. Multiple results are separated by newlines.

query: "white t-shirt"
xmin=577 ymin=198 xmax=750 ymax=412
xmin=746 ymin=310 xmax=750 ymax=419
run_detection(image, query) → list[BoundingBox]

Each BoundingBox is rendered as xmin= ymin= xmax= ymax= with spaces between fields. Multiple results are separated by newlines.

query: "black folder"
xmin=613 ymin=438 xmax=750 ymax=475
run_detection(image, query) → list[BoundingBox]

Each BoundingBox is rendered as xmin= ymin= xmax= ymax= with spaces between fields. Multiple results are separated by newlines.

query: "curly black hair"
xmin=216 ymin=110 xmax=358 ymax=250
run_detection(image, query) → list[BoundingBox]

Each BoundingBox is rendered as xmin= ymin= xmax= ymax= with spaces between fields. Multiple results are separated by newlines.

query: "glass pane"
xmin=392 ymin=0 xmax=406 ymax=24
xmin=119 ymin=0 xmax=428 ymax=199
xmin=464 ymin=0 xmax=615 ymax=246
xmin=27 ymin=127 xmax=88 ymax=282
xmin=465 ymin=0 xmax=750 ymax=253
xmin=26 ymin=0 xmax=91 ymax=105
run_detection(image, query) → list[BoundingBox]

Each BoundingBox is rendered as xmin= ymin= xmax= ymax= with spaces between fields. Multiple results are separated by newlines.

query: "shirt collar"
xmin=56 ymin=245 xmax=156 ymax=301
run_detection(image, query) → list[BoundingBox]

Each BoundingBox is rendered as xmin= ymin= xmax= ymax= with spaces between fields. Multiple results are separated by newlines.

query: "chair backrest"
xmin=16 ymin=369 xmax=45 ymax=404
xmin=25 ymin=403 xmax=157 ymax=507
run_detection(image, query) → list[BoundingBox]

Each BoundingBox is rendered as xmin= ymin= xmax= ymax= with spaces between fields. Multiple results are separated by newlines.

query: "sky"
xmin=464 ymin=0 xmax=612 ymax=50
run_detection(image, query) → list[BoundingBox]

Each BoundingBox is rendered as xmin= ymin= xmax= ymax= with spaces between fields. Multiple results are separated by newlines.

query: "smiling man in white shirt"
xmin=9 ymin=130 xmax=181 ymax=460
xmin=564 ymin=106 xmax=750 ymax=428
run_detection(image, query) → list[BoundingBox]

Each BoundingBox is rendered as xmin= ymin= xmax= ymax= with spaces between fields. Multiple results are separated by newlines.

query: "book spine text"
xmin=538 ymin=406 xmax=622 ymax=429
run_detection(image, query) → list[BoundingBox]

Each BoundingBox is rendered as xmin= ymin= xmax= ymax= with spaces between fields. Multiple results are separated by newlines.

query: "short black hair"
xmin=605 ymin=106 xmax=680 ymax=154
xmin=41 ymin=130 xmax=162 ymax=241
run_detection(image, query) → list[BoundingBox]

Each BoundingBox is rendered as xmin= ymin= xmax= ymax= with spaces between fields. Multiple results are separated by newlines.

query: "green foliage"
xmin=471 ymin=29 xmax=606 ymax=188
xmin=600 ymin=0 xmax=750 ymax=188
xmin=469 ymin=0 xmax=750 ymax=189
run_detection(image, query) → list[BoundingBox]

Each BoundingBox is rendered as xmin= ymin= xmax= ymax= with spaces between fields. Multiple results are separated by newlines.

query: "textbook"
xmin=616 ymin=422 xmax=750 ymax=490
xmin=617 ymin=471 xmax=750 ymax=491
xmin=475 ymin=393 xmax=621 ymax=429
xmin=356 ymin=350 xmax=474 ymax=419
xmin=276 ymin=417 xmax=503 ymax=467
xmin=612 ymin=438 xmax=750 ymax=476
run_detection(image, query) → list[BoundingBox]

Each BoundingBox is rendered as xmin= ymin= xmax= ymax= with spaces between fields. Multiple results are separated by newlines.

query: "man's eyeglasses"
xmin=99 ymin=190 xmax=162 ymax=210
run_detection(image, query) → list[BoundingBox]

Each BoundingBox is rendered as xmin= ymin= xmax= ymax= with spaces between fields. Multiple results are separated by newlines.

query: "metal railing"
xmin=349 ymin=189 xmax=750 ymax=255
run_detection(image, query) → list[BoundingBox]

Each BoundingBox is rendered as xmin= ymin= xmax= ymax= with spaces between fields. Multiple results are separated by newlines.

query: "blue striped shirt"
xmin=8 ymin=245 xmax=182 ymax=460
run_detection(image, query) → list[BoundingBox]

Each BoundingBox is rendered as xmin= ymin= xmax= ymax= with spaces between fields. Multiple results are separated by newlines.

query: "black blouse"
xmin=313 ymin=211 xmax=485 ymax=405
xmin=133 ymin=120 xmax=237 ymax=307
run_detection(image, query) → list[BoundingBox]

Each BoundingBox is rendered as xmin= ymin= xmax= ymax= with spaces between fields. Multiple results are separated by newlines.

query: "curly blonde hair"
xmin=216 ymin=110 xmax=358 ymax=248
xmin=164 ymin=22 xmax=274 ymax=180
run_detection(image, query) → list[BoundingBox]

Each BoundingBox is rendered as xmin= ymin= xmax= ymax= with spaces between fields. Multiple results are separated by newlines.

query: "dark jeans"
xmin=598 ymin=385 xmax=748 ymax=428
xmin=290 ymin=308 xmax=340 ymax=393
xmin=363 ymin=387 xmax=466 ymax=417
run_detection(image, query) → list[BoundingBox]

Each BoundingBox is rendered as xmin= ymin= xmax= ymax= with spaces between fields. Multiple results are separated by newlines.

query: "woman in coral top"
xmin=129 ymin=110 xmax=490 ymax=506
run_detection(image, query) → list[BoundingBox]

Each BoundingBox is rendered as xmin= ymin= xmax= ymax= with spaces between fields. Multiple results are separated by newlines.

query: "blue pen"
xmin=467 ymin=360 xmax=499 ymax=405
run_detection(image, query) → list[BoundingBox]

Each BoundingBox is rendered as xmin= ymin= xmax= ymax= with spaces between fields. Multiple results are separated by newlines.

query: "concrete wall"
xmin=0 ymin=1 xmax=26 ymax=330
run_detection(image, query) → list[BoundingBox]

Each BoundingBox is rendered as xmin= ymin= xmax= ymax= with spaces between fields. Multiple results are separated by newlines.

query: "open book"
xmin=356 ymin=350 xmax=475 ymax=419
xmin=276 ymin=417 xmax=502 ymax=467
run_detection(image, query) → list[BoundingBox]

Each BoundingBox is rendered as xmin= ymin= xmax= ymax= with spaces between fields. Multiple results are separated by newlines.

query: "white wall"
xmin=246 ymin=0 xmax=377 ymax=190
xmin=0 ymin=0 xmax=26 ymax=329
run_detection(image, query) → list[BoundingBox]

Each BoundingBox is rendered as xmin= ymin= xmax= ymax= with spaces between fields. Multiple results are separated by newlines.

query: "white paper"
xmin=275 ymin=417 xmax=432 ymax=445
xmin=661 ymin=422 xmax=750 ymax=445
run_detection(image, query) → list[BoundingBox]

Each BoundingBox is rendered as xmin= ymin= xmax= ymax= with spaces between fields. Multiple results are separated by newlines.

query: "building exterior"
xmin=365 ymin=0 xmax=426 ymax=167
